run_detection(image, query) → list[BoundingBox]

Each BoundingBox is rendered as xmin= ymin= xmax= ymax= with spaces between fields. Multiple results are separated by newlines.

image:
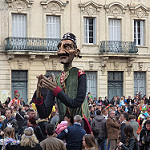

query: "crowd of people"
xmin=0 ymin=91 xmax=149 ymax=150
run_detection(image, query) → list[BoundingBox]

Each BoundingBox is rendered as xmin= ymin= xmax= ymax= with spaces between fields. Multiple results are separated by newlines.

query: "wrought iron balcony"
xmin=100 ymin=41 xmax=138 ymax=54
xmin=5 ymin=37 xmax=60 ymax=52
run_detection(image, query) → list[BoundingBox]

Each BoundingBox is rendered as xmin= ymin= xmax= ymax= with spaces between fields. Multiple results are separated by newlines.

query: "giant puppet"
xmin=32 ymin=33 xmax=90 ymax=132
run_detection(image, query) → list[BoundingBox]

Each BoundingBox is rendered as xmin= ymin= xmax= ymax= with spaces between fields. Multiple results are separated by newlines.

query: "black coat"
xmin=139 ymin=127 xmax=150 ymax=150
xmin=15 ymin=144 xmax=42 ymax=150
xmin=0 ymin=117 xmax=18 ymax=133
xmin=15 ymin=111 xmax=25 ymax=130
xmin=121 ymin=137 xmax=139 ymax=150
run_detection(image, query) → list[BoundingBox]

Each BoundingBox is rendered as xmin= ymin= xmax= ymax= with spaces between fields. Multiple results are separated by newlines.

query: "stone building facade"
xmin=0 ymin=0 xmax=150 ymax=103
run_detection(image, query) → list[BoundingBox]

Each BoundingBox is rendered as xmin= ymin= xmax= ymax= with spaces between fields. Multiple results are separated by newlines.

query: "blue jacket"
xmin=57 ymin=123 xmax=86 ymax=150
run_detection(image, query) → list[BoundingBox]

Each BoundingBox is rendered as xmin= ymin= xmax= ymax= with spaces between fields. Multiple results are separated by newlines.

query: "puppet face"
xmin=14 ymin=92 xmax=20 ymax=99
xmin=57 ymin=40 xmax=79 ymax=64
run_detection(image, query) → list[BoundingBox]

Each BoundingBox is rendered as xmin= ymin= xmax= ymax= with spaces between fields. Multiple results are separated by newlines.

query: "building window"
xmin=109 ymin=19 xmax=121 ymax=41
xmin=12 ymin=14 xmax=27 ymax=37
xmin=134 ymin=20 xmax=144 ymax=46
xmin=46 ymin=16 xmax=60 ymax=38
xmin=85 ymin=71 xmax=97 ymax=98
xmin=84 ymin=17 xmax=96 ymax=44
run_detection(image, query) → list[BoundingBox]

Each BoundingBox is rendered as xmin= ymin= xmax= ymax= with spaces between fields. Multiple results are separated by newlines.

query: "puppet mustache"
xmin=58 ymin=53 xmax=69 ymax=57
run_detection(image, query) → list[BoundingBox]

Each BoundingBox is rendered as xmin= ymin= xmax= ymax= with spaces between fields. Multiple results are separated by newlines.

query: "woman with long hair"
xmin=82 ymin=134 xmax=98 ymax=150
xmin=118 ymin=125 xmax=139 ymax=150
xmin=0 ymin=127 xmax=19 ymax=150
xmin=17 ymin=127 xmax=42 ymax=150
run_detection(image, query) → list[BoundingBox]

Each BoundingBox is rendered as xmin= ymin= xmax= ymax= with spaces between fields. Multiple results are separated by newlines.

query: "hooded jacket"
xmin=92 ymin=115 xmax=107 ymax=138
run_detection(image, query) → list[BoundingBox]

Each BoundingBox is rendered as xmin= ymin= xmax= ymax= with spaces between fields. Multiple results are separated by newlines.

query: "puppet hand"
xmin=36 ymin=74 xmax=43 ymax=98
xmin=42 ymin=74 xmax=57 ymax=91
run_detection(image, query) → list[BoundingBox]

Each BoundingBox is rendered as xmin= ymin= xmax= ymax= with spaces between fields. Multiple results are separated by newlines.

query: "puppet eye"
xmin=57 ymin=43 xmax=61 ymax=50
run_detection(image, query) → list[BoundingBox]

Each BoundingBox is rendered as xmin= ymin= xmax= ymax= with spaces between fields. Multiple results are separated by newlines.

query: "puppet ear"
xmin=76 ymin=49 xmax=82 ymax=58
xmin=76 ymin=49 xmax=80 ymax=55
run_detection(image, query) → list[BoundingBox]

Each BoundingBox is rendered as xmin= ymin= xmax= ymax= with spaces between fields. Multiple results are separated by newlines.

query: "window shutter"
xmin=135 ymin=21 xmax=138 ymax=45
xmin=84 ymin=18 xmax=87 ymax=43
xmin=12 ymin=14 xmax=26 ymax=37
xmin=140 ymin=21 xmax=144 ymax=46
xmin=109 ymin=19 xmax=121 ymax=41
xmin=109 ymin=19 xmax=113 ymax=41
xmin=117 ymin=20 xmax=121 ymax=41
xmin=47 ymin=16 xmax=60 ymax=38
xmin=93 ymin=18 xmax=96 ymax=44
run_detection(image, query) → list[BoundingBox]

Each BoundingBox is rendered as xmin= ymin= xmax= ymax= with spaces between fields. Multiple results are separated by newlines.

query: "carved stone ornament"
xmin=104 ymin=2 xmax=127 ymax=17
xmin=139 ymin=62 xmax=143 ymax=71
xmin=114 ymin=61 xmax=120 ymax=70
xmin=101 ymin=57 xmax=109 ymax=73
xmin=129 ymin=4 xmax=150 ymax=18
xmin=128 ymin=58 xmax=134 ymax=68
xmin=5 ymin=0 xmax=34 ymax=10
xmin=17 ymin=60 xmax=23 ymax=69
xmin=79 ymin=1 xmax=102 ymax=16
xmin=28 ymin=54 xmax=36 ymax=63
xmin=52 ymin=60 xmax=57 ymax=69
xmin=40 ymin=0 xmax=68 ymax=14
xmin=7 ymin=54 xmax=15 ymax=63
xmin=89 ymin=61 xmax=94 ymax=70
xmin=127 ymin=58 xmax=134 ymax=75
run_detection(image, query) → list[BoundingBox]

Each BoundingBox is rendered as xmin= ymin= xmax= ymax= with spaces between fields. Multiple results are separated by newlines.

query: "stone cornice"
xmin=40 ymin=0 xmax=68 ymax=11
xmin=104 ymin=2 xmax=127 ymax=17
xmin=79 ymin=1 xmax=102 ymax=16
xmin=5 ymin=0 xmax=34 ymax=8
xmin=129 ymin=4 xmax=150 ymax=17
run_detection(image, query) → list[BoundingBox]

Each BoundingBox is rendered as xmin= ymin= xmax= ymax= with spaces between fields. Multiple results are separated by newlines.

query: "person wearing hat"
xmin=32 ymin=33 xmax=90 ymax=133
xmin=8 ymin=90 xmax=20 ymax=108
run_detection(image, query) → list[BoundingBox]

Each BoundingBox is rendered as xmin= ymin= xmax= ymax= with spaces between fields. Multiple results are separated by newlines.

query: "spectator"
xmin=118 ymin=125 xmax=138 ymax=150
xmin=50 ymin=111 xmax=59 ymax=127
xmin=25 ymin=116 xmax=44 ymax=142
xmin=139 ymin=120 xmax=150 ymax=150
xmin=147 ymin=108 xmax=150 ymax=116
xmin=64 ymin=114 xmax=74 ymax=126
xmin=104 ymin=97 xmax=109 ymax=106
xmin=106 ymin=110 xmax=120 ymax=150
xmin=91 ymin=110 xmax=107 ymax=150
xmin=4 ymin=97 xmax=11 ymax=107
xmin=37 ymin=118 xmax=49 ymax=140
xmin=111 ymin=96 xmax=120 ymax=106
xmin=24 ymin=104 xmax=30 ymax=112
xmin=57 ymin=115 xmax=86 ymax=150
xmin=82 ymin=134 xmax=98 ymax=150
xmin=15 ymin=107 xmax=25 ymax=140
xmin=17 ymin=127 xmax=42 ymax=150
xmin=55 ymin=120 xmax=68 ymax=134
xmin=0 ymin=108 xmax=18 ymax=136
xmin=40 ymin=124 xmax=66 ymax=150
xmin=8 ymin=91 xmax=20 ymax=108
xmin=23 ymin=109 xmax=35 ymax=126
xmin=20 ymin=98 xmax=25 ymax=107
xmin=129 ymin=115 xmax=139 ymax=140
xmin=98 ymin=97 xmax=104 ymax=106
xmin=102 ymin=107 xmax=108 ymax=120
xmin=119 ymin=112 xmax=129 ymax=143
xmin=90 ymin=107 xmax=96 ymax=117
xmin=0 ymin=127 xmax=18 ymax=150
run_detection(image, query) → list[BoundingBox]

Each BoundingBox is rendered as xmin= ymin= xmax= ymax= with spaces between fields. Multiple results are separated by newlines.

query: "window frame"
xmin=46 ymin=15 xmax=60 ymax=38
xmin=84 ymin=17 xmax=96 ymax=44
xmin=134 ymin=19 xmax=145 ymax=46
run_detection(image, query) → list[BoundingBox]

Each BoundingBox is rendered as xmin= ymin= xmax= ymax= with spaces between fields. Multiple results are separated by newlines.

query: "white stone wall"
xmin=0 ymin=0 xmax=150 ymax=102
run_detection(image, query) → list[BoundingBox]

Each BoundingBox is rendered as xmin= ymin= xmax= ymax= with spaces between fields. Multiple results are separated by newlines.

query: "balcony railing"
xmin=100 ymin=41 xmax=138 ymax=54
xmin=5 ymin=37 xmax=61 ymax=52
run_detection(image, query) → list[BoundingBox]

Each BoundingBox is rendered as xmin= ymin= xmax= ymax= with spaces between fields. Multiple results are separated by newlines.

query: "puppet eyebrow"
xmin=63 ymin=43 xmax=73 ymax=47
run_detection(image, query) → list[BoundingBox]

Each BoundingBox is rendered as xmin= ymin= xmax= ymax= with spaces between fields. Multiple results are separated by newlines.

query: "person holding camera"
xmin=118 ymin=125 xmax=139 ymax=150
xmin=140 ymin=120 xmax=150 ymax=150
